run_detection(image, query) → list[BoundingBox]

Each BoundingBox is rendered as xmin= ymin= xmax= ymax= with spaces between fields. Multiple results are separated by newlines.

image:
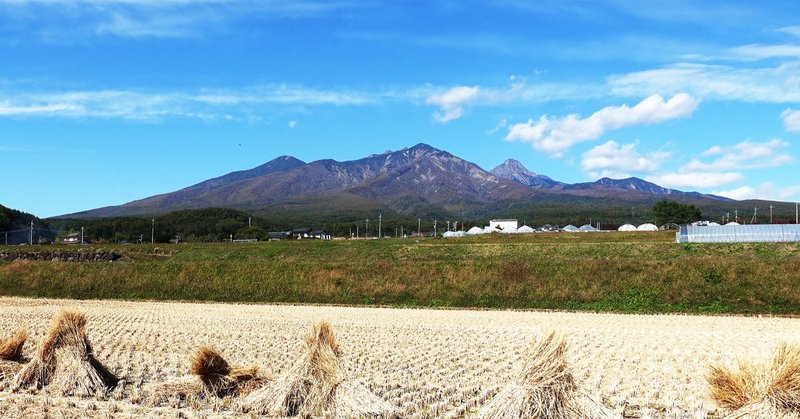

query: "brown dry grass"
xmin=0 ymin=329 xmax=28 ymax=361
xmin=708 ymin=344 xmax=800 ymax=417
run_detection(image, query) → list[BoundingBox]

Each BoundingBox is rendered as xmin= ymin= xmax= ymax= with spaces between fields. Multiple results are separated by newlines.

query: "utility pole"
xmin=366 ymin=219 xmax=369 ymax=238
xmin=30 ymin=221 xmax=33 ymax=245
xmin=151 ymin=218 xmax=155 ymax=244
xmin=81 ymin=226 xmax=84 ymax=245
xmin=769 ymin=205 xmax=774 ymax=224
xmin=735 ymin=210 xmax=738 ymax=223
xmin=356 ymin=224 xmax=359 ymax=238
xmin=446 ymin=220 xmax=450 ymax=232
xmin=418 ymin=218 xmax=421 ymax=237
xmin=378 ymin=214 xmax=382 ymax=239
xmin=248 ymin=217 xmax=251 ymax=227
xmin=4 ymin=232 xmax=7 ymax=246
xmin=433 ymin=220 xmax=437 ymax=237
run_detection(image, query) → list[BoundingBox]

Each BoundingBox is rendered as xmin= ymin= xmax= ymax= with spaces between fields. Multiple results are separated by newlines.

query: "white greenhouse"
xmin=517 ymin=225 xmax=535 ymax=233
xmin=676 ymin=224 xmax=800 ymax=243
xmin=466 ymin=226 xmax=485 ymax=235
xmin=562 ymin=225 xmax=579 ymax=232
xmin=637 ymin=223 xmax=659 ymax=231
xmin=484 ymin=226 xmax=501 ymax=233
xmin=578 ymin=224 xmax=598 ymax=232
xmin=442 ymin=231 xmax=467 ymax=238
xmin=618 ymin=224 xmax=637 ymax=232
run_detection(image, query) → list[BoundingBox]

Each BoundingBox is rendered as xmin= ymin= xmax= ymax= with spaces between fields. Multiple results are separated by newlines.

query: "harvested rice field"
xmin=1 ymin=296 xmax=799 ymax=418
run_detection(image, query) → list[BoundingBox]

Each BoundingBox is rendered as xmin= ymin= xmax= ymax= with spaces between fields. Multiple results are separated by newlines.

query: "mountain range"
xmin=63 ymin=143 xmax=744 ymax=224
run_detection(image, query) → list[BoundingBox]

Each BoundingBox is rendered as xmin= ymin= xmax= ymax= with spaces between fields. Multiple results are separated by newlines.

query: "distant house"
xmin=268 ymin=232 xmax=292 ymax=241
xmin=311 ymin=230 xmax=332 ymax=240
xmin=268 ymin=228 xmax=331 ymax=241
xmin=291 ymin=228 xmax=313 ymax=239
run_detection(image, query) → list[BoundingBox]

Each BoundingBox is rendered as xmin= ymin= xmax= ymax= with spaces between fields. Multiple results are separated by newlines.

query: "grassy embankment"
xmin=1 ymin=231 xmax=799 ymax=314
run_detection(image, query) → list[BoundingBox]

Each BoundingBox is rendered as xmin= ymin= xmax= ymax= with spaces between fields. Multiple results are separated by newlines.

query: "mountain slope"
xmin=63 ymin=143 xmax=733 ymax=219
xmin=490 ymin=159 xmax=562 ymax=188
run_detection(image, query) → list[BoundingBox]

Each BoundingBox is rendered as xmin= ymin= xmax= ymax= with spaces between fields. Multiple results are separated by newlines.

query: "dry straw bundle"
xmin=0 ymin=329 xmax=28 ymax=361
xmin=0 ymin=329 xmax=28 ymax=383
xmin=708 ymin=343 xmax=800 ymax=418
xmin=12 ymin=310 xmax=119 ymax=396
xmin=478 ymin=331 xmax=612 ymax=419
xmin=246 ymin=320 xmax=395 ymax=418
xmin=148 ymin=346 xmax=268 ymax=404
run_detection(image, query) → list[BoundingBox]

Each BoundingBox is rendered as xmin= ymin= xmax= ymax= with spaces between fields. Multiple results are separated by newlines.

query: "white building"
xmin=489 ymin=219 xmax=518 ymax=231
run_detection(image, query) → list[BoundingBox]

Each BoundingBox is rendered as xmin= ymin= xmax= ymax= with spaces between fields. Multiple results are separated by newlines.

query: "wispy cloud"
xmin=647 ymin=171 xmax=744 ymax=189
xmin=713 ymin=183 xmax=800 ymax=201
xmin=646 ymin=139 xmax=794 ymax=191
xmin=609 ymin=62 xmax=800 ymax=103
xmin=423 ymin=78 xmax=605 ymax=123
xmin=0 ymin=0 xmax=352 ymax=40
xmin=685 ymin=139 xmax=793 ymax=171
xmin=425 ymin=86 xmax=479 ymax=123
xmin=782 ymin=108 xmax=800 ymax=132
xmin=0 ymin=85 xmax=377 ymax=121
xmin=725 ymin=44 xmax=800 ymax=61
xmin=580 ymin=140 xmax=669 ymax=179
xmin=505 ymin=93 xmax=698 ymax=157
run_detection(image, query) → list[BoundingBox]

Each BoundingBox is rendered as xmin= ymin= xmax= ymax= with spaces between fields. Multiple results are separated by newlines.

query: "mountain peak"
xmin=490 ymin=159 xmax=561 ymax=188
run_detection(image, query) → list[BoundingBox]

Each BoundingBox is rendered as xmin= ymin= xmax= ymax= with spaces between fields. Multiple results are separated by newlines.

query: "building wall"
xmin=489 ymin=219 xmax=518 ymax=231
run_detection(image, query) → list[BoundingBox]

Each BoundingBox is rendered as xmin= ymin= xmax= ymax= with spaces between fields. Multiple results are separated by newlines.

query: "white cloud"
xmin=712 ymin=185 xmax=758 ymax=201
xmin=725 ymin=44 xmax=800 ymax=62
xmin=779 ymin=26 xmax=800 ymax=38
xmin=0 ymin=0 xmax=351 ymax=40
xmin=782 ymin=108 xmax=800 ymax=132
xmin=713 ymin=183 xmax=800 ymax=201
xmin=580 ymin=140 xmax=669 ymax=178
xmin=425 ymin=86 xmax=479 ymax=123
xmin=609 ymin=62 xmax=800 ymax=103
xmin=0 ymin=85 xmax=375 ymax=121
xmin=684 ymin=139 xmax=793 ymax=171
xmin=0 ymin=102 xmax=81 ymax=115
xmin=647 ymin=171 xmax=744 ymax=189
xmin=647 ymin=139 xmax=793 ymax=191
xmin=487 ymin=118 xmax=507 ymax=135
xmin=505 ymin=93 xmax=698 ymax=157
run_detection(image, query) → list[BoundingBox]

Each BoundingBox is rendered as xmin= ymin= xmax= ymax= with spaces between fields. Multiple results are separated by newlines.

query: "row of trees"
xmin=44 ymin=200 xmax=704 ymax=244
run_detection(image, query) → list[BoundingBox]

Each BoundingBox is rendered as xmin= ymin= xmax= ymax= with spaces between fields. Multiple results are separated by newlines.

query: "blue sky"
xmin=1 ymin=0 xmax=799 ymax=217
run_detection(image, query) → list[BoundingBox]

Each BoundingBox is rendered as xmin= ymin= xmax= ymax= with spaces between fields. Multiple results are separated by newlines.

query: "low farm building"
xmin=488 ymin=219 xmax=518 ymax=231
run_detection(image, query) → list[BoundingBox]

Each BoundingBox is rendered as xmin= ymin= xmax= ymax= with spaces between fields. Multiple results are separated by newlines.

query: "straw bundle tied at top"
xmin=12 ymin=310 xmax=119 ymax=396
xmin=478 ymin=331 xmax=613 ymax=419
xmin=246 ymin=320 xmax=395 ymax=418
xmin=709 ymin=343 xmax=800 ymax=418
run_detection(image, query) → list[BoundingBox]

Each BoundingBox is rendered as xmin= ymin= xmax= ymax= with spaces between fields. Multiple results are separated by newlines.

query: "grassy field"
xmin=1 ymin=231 xmax=800 ymax=314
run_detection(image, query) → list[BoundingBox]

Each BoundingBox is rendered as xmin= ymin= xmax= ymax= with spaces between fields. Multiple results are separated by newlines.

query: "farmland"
xmin=1 ymin=296 xmax=799 ymax=418
xmin=1 ymin=232 xmax=800 ymax=314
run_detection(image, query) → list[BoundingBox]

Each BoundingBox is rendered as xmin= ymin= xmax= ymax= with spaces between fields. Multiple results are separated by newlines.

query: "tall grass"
xmin=1 ymin=232 xmax=799 ymax=313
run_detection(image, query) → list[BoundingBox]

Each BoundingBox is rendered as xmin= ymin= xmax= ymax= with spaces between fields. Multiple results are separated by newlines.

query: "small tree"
xmin=653 ymin=200 xmax=702 ymax=226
